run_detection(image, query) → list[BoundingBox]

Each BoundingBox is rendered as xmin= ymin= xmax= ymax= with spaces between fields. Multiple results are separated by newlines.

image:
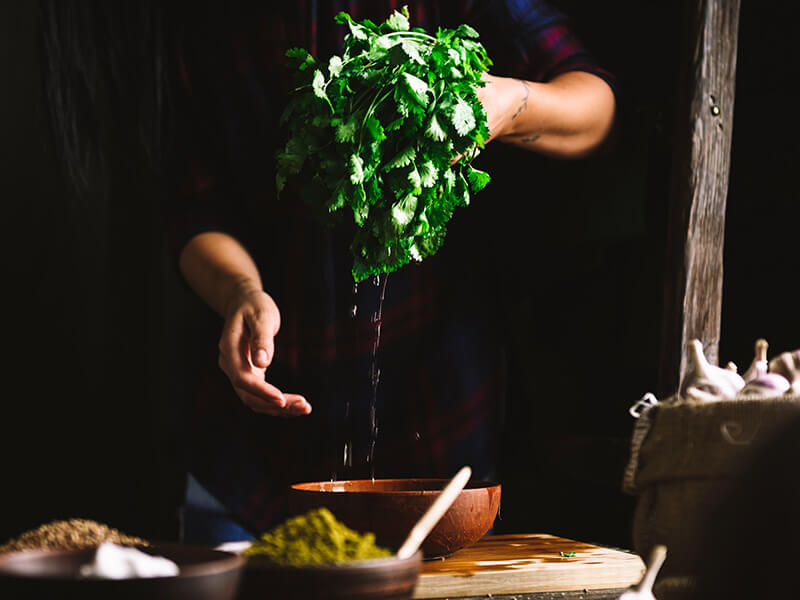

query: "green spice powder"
xmin=244 ymin=508 xmax=392 ymax=566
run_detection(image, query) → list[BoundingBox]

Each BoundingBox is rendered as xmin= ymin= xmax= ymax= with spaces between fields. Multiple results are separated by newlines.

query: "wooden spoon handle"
xmin=638 ymin=545 xmax=667 ymax=592
xmin=396 ymin=466 xmax=472 ymax=560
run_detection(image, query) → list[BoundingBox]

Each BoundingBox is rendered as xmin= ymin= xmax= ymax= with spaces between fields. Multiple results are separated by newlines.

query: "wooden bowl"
xmin=238 ymin=552 xmax=422 ymax=600
xmin=0 ymin=543 xmax=244 ymax=600
xmin=288 ymin=479 xmax=501 ymax=558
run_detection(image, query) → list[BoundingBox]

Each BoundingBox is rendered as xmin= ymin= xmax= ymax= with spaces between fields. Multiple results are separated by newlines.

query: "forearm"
xmin=178 ymin=231 xmax=263 ymax=318
xmin=483 ymin=71 xmax=616 ymax=159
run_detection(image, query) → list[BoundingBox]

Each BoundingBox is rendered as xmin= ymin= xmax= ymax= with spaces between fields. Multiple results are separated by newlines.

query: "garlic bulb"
xmin=679 ymin=339 xmax=745 ymax=402
xmin=768 ymin=350 xmax=800 ymax=395
xmin=739 ymin=373 xmax=791 ymax=397
xmin=742 ymin=338 xmax=769 ymax=382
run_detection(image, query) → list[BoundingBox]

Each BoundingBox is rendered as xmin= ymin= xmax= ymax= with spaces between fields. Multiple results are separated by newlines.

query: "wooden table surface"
xmin=413 ymin=534 xmax=644 ymax=600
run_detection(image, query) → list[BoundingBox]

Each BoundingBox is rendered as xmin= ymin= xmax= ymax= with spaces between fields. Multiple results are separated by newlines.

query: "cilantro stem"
xmin=357 ymin=84 xmax=395 ymax=151
xmin=379 ymin=31 xmax=437 ymax=44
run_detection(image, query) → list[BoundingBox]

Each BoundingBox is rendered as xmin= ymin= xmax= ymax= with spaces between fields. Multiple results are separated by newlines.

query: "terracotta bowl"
xmin=288 ymin=478 xmax=501 ymax=558
xmin=0 ymin=543 xmax=243 ymax=600
xmin=238 ymin=551 xmax=422 ymax=600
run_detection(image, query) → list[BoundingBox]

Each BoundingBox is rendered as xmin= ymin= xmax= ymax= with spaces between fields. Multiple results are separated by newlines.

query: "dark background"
xmin=1 ymin=0 xmax=798 ymax=550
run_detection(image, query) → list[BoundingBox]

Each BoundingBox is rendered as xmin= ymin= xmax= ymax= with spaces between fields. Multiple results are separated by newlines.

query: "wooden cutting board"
xmin=413 ymin=534 xmax=645 ymax=599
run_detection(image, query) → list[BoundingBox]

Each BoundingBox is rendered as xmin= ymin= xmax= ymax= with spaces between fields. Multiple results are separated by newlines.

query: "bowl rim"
xmin=0 ymin=542 xmax=245 ymax=581
xmin=289 ymin=478 xmax=501 ymax=494
xmin=243 ymin=549 xmax=422 ymax=572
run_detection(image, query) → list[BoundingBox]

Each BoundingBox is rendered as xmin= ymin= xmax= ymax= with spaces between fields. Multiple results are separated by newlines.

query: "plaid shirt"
xmin=171 ymin=0 xmax=614 ymax=534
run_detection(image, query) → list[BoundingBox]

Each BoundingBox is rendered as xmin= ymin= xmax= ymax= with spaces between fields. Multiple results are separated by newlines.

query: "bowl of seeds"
xmin=0 ymin=519 xmax=244 ymax=600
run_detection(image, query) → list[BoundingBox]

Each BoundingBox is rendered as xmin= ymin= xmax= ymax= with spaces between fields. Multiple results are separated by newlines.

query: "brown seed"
xmin=0 ymin=519 xmax=148 ymax=554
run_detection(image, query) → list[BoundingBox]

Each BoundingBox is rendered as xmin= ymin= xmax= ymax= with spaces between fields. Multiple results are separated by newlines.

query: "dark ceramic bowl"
xmin=237 ymin=551 xmax=422 ymax=600
xmin=0 ymin=543 xmax=244 ymax=600
xmin=288 ymin=478 xmax=501 ymax=558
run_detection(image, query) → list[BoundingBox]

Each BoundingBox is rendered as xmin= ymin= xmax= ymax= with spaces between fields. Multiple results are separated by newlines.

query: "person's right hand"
xmin=218 ymin=281 xmax=311 ymax=417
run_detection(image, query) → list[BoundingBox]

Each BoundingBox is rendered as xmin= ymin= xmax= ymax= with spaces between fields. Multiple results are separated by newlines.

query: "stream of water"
xmin=343 ymin=274 xmax=388 ymax=482
xmin=367 ymin=273 xmax=388 ymax=482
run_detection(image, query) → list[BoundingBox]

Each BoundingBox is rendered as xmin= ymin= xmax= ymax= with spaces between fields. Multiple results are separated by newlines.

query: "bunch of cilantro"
xmin=276 ymin=7 xmax=492 ymax=282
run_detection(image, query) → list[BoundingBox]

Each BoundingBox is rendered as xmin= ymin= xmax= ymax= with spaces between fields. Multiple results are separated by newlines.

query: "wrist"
xmin=479 ymin=74 xmax=533 ymax=141
xmin=223 ymin=275 xmax=263 ymax=318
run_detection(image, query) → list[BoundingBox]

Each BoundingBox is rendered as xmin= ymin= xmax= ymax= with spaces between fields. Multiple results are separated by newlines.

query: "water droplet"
xmin=352 ymin=283 xmax=358 ymax=295
xmin=343 ymin=442 xmax=351 ymax=467
xmin=330 ymin=472 xmax=337 ymax=482
xmin=414 ymin=432 xmax=421 ymax=441
xmin=371 ymin=312 xmax=379 ymax=324
xmin=373 ymin=275 xmax=381 ymax=287
xmin=350 ymin=304 xmax=357 ymax=318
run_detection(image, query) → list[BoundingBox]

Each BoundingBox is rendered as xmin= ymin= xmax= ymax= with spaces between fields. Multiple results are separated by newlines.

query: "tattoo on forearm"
xmin=519 ymin=135 xmax=540 ymax=144
xmin=511 ymin=79 xmax=530 ymax=120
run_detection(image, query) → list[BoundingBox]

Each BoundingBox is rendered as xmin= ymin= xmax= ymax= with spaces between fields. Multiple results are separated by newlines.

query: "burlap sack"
xmin=623 ymin=393 xmax=800 ymax=594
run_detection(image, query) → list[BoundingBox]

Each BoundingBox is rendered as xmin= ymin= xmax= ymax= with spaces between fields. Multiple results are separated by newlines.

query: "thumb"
xmin=244 ymin=310 xmax=276 ymax=369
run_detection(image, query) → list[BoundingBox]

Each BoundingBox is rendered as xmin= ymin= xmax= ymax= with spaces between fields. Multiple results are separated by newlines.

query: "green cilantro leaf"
xmin=349 ymin=154 xmax=365 ymax=185
xmin=385 ymin=9 xmax=410 ymax=32
xmin=334 ymin=116 xmax=358 ymax=143
xmin=386 ymin=146 xmax=416 ymax=170
xmin=450 ymin=97 xmax=476 ymax=135
xmin=311 ymin=70 xmax=333 ymax=111
xmin=419 ymin=160 xmax=438 ymax=187
xmin=407 ymin=167 xmax=421 ymax=189
xmin=466 ymin=166 xmax=491 ymax=193
xmin=455 ymin=24 xmax=480 ymax=39
xmin=400 ymin=72 xmax=430 ymax=107
xmin=391 ymin=193 xmax=418 ymax=230
xmin=426 ymin=114 xmax=448 ymax=142
xmin=328 ymin=56 xmax=343 ymax=77
xmin=286 ymin=47 xmax=316 ymax=71
xmin=397 ymin=40 xmax=425 ymax=65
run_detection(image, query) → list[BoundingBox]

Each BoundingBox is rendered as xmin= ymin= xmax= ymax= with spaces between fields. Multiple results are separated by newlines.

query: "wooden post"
xmin=658 ymin=0 xmax=742 ymax=396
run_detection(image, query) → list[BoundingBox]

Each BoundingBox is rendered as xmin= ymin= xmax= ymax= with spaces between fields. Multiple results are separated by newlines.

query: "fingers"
xmin=218 ymin=322 xmax=285 ymax=408
xmin=243 ymin=304 xmax=280 ymax=369
xmin=222 ymin=360 xmax=288 ymax=409
xmin=238 ymin=390 xmax=311 ymax=417
xmin=284 ymin=394 xmax=312 ymax=415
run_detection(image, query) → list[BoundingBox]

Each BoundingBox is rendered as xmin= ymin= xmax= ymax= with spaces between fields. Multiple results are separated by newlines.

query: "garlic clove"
xmin=742 ymin=338 xmax=769 ymax=382
xmin=769 ymin=350 xmax=800 ymax=395
xmin=726 ymin=362 xmax=738 ymax=373
xmin=679 ymin=339 xmax=745 ymax=401
xmin=738 ymin=373 xmax=791 ymax=397
xmin=685 ymin=385 xmax=726 ymax=403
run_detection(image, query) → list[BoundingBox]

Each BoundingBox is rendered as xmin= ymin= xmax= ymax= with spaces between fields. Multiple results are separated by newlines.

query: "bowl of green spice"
xmin=237 ymin=508 xmax=422 ymax=600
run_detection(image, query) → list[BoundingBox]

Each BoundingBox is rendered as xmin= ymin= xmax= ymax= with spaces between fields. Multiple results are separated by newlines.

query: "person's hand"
xmin=475 ymin=72 xmax=519 ymax=143
xmin=450 ymin=73 xmax=518 ymax=165
xmin=218 ymin=280 xmax=311 ymax=417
